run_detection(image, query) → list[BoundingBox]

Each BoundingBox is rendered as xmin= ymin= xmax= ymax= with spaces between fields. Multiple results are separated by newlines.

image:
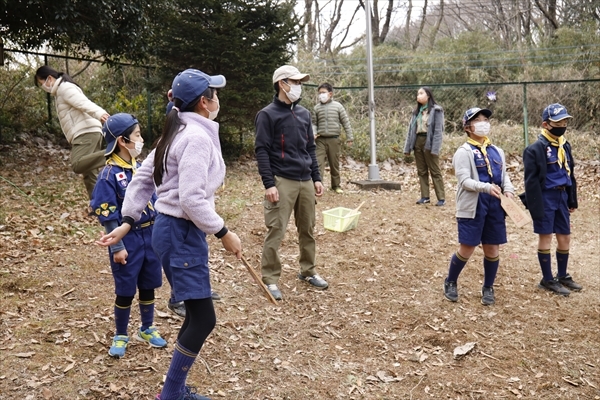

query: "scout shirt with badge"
xmin=91 ymin=153 xmax=157 ymax=227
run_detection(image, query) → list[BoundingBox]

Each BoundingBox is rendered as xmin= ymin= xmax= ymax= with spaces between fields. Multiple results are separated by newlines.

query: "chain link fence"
xmin=303 ymin=79 xmax=600 ymax=161
xmin=2 ymin=48 xmax=598 ymax=161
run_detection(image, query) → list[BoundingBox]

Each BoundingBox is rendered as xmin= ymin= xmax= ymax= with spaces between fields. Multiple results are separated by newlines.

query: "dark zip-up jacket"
xmin=522 ymin=134 xmax=577 ymax=221
xmin=255 ymin=95 xmax=321 ymax=189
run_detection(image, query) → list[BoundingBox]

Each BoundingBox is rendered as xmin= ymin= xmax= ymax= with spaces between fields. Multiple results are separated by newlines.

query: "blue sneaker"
xmin=108 ymin=335 xmax=129 ymax=358
xmin=182 ymin=386 xmax=211 ymax=400
xmin=155 ymin=386 xmax=211 ymax=400
xmin=136 ymin=326 xmax=167 ymax=348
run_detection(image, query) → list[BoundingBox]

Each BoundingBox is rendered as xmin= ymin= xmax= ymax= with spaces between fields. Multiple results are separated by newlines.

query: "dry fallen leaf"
xmin=453 ymin=342 xmax=476 ymax=359
xmin=42 ymin=387 xmax=52 ymax=399
xmin=14 ymin=352 xmax=36 ymax=358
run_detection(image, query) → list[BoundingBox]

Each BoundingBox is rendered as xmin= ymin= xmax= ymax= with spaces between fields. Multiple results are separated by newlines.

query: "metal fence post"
xmin=522 ymin=83 xmax=529 ymax=147
xmin=146 ymin=67 xmax=152 ymax=144
xmin=45 ymin=55 xmax=52 ymax=124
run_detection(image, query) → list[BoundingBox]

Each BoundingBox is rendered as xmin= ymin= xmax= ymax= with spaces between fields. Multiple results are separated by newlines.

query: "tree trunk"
xmin=412 ymin=0 xmax=428 ymax=50
xmin=428 ymin=0 xmax=444 ymax=48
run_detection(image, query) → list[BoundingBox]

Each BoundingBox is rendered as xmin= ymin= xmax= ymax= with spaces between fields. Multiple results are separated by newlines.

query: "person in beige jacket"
xmin=35 ymin=66 xmax=109 ymax=201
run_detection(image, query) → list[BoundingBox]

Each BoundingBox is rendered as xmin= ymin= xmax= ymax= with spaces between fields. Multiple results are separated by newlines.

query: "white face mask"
xmin=127 ymin=141 xmax=144 ymax=158
xmin=41 ymin=77 xmax=53 ymax=93
xmin=472 ymin=121 xmax=491 ymax=136
xmin=284 ymin=83 xmax=302 ymax=103
xmin=319 ymin=93 xmax=330 ymax=103
xmin=208 ymin=99 xmax=220 ymax=121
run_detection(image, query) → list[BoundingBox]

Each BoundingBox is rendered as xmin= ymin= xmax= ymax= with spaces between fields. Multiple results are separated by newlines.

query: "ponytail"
xmin=153 ymin=103 xmax=184 ymax=187
xmin=34 ymin=66 xmax=78 ymax=87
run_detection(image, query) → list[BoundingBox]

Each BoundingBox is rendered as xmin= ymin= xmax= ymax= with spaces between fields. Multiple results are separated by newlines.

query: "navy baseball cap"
xmin=102 ymin=113 xmax=139 ymax=156
xmin=542 ymin=103 xmax=572 ymax=122
xmin=462 ymin=107 xmax=492 ymax=127
xmin=171 ymin=69 xmax=226 ymax=111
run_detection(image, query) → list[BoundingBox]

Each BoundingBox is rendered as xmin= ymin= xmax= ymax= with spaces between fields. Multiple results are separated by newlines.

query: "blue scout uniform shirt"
xmin=544 ymin=144 xmax=571 ymax=189
xmin=91 ymin=157 xmax=157 ymax=227
xmin=469 ymin=143 xmax=503 ymax=186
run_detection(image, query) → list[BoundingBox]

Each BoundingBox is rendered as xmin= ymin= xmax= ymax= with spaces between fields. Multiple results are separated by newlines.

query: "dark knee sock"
xmin=483 ymin=255 xmax=499 ymax=287
xmin=114 ymin=295 xmax=134 ymax=336
xmin=138 ymin=289 xmax=155 ymax=331
xmin=160 ymin=342 xmax=198 ymax=400
xmin=447 ymin=252 xmax=469 ymax=282
xmin=556 ymin=249 xmax=569 ymax=277
xmin=161 ymin=298 xmax=216 ymax=400
xmin=538 ymin=249 xmax=553 ymax=281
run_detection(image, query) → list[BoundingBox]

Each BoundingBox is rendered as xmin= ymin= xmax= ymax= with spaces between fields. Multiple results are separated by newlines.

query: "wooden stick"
xmin=499 ymin=195 xmax=531 ymax=228
xmin=241 ymin=256 xmax=278 ymax=305
xmin=340 ymin=201 xmax=365 ymax=231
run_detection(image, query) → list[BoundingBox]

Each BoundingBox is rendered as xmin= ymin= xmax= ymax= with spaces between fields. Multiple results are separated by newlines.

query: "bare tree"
xmin=534 ymin=0 xmax=559 ymax=32
xmin=428 ymin=0 xmax=445 ymax=47
xmin=358 ymin=0 xmax=395 ymax=46
xmin=299 ymin=0 xmax=364 ymax=57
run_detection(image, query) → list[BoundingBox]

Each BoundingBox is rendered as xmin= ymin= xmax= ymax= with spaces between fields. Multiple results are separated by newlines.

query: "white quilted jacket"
xmin=49 ymin=78 xmax=107 ymax=143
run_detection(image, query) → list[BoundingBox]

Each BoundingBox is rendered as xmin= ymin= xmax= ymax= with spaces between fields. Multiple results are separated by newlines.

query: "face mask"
xmin=319 ymin=93 xmax=330 ymax=103
xmin=472 ymin=121 xmax=491 ymax=136
xmin=548 ymin=126 xmax=567 ymax=137
xmin=284 ymin=83 xmax=302 ymax=103
xmin=127 ymin=141 xmax=144 ymax=158
xmin=208 ymin=99 xmax=220 ymax=121
xmin=41 ymin=77 xmax=53 ymax=93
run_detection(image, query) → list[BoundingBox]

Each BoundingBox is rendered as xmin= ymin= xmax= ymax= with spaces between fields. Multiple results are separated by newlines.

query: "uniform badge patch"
xmin=116 ymin=172 xmax=128 ymax=188
xmin=101 ymin=210 xmax=110 ymax=217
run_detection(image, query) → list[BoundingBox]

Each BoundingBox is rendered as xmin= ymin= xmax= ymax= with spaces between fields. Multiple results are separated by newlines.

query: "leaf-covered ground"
xmin=1 ymin=142 xmax=599 ymax=400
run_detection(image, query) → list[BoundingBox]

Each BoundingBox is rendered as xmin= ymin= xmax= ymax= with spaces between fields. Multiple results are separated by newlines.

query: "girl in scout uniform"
xmin=91 ymin=113 xmax=167 ymax=358
xmin=443 ymin=107 xmax=515 ymax=306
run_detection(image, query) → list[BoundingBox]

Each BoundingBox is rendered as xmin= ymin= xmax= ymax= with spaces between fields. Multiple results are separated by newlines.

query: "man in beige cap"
xmin=254 ymin=65 xmax=327 ymax=301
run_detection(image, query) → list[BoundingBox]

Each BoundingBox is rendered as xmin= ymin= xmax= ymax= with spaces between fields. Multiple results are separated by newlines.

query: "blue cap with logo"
xmin=462 ymin=107 xmax=492 ymax=128
xmin=102 ymin=113 xmax=139 ymax=156
xmin=542 ymin=103 xmax=572 ymax=122
xmin=171 ymin=69 xmax=226 ymax=111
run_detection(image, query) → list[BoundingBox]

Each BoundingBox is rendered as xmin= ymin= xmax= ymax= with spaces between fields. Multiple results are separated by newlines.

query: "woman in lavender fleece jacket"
xmin=98 ymin=69 xmax=242 ymax=400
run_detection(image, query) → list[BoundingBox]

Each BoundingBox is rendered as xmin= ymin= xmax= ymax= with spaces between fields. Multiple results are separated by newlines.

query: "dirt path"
xmin=1 ymin=145 xmax=598 ymax=399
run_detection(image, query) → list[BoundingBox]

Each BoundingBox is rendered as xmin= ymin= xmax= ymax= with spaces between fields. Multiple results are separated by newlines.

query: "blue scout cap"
xmin=102 ymin=113 xmax=139 ymax=156
xmin=171 ymin=69 xmax=226 ymax=111
xmin=462 ymin=107 xmax=492 ymax=127
xmin=542 ymin=103 xmax=572 ymax=122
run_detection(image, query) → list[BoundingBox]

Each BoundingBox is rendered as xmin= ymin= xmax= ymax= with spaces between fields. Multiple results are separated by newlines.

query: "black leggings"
xmin=177 ymin=298 xmax=216 ymax=354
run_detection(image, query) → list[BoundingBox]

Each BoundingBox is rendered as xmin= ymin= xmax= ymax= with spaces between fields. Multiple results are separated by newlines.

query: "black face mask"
xmin=548 ymin=126 xmax=567 ymax=137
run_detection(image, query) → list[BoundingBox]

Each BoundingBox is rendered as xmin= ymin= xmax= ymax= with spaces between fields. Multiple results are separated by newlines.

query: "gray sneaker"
xmin=266 ymin=284 xmax=283 ymax=300
xmin=443 ymin=280 xmax=458 ymax=302
xmin=481 ymin=286 xmax=495 ymax=305
xmin=538 ymin=278 xmax=570 ymax=296
xmin=298 ymin=273 xmax=329 ymax=289
xmin=211 ymin=291 xmax=222 ymax=301
xmin=556 ymin=274 xmax=582 ymax=291
xmin=167 ymin=301 xmax=186 ymax=317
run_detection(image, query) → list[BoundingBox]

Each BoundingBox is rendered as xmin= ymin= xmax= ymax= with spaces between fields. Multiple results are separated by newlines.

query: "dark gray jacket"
xmin=403 ymin=104 xmax=444 ymax=156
